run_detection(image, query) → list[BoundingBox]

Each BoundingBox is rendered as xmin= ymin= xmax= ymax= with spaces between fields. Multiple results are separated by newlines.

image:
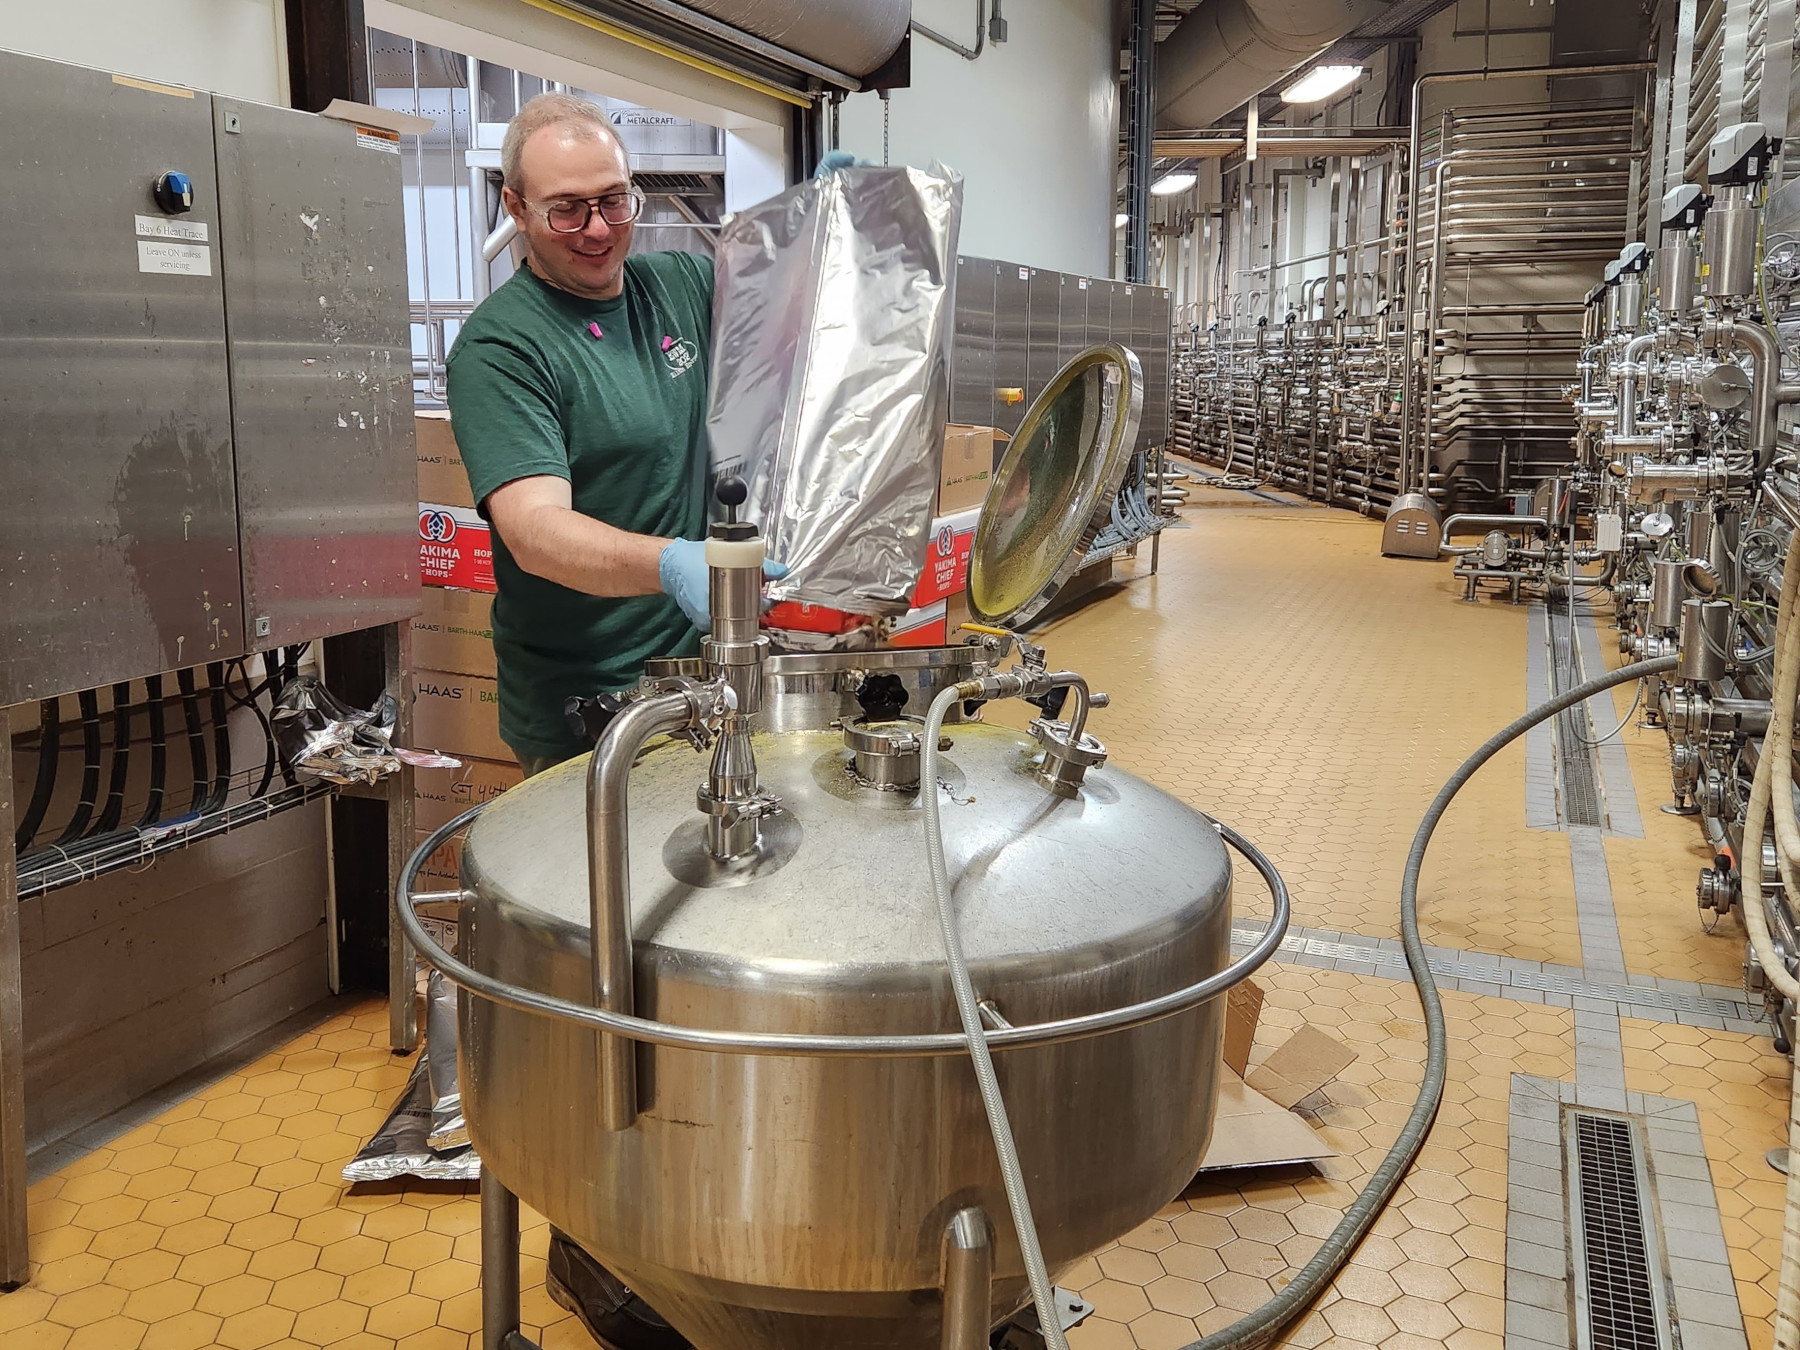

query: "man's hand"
xmin=815 ymin=150 xmax=865 ymax=176
xmin=659 ymin=541 xmax=788 ymax=630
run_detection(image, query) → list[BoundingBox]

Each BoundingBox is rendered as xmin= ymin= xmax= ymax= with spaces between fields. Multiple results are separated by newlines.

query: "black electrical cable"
xmin=91 ymin=682 xmax=132 ymax=835
xmin=225 ymin=657 xmax=279 ymax=799
xmin=1176 ymin=651 xmax=1681 ymax=1350
xmin=176 ymin=667 xmax=208 ymax=816
xmin=205 ymin=661 xmax=232 ymax=813
xmin=138 ymin=675 xmax=167 ymax=828
xmin=14 ymin=700 xmax=60 ymax=853
xmin=53 ymin=689 xmax=104 ymax=847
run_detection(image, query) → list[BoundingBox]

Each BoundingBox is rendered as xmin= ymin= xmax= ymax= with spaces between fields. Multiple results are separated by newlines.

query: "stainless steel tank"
xmin=403 ymin=345 xmax=1284 ymax=1350
xmin=459 ymin=722 xmax=1233 ymax=1348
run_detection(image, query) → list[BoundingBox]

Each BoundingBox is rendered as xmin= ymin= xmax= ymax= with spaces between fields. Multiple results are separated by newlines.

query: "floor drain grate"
xmin=1569 ymin=1112 xmax=1670 ymax=1350
xmin=1549 ymin=609 xmax=1605 ymax=828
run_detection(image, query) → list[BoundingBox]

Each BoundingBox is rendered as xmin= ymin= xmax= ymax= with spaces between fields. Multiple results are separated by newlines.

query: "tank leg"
xmin=482 ymin=1169 xmax=524 ymax=1350
xmin=941 ymin=1207 xmax=993 ymax=1350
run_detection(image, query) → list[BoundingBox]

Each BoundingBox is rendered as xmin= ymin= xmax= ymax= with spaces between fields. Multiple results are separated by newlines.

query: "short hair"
xmin=501 ymin=92 xmax=619 ymax=193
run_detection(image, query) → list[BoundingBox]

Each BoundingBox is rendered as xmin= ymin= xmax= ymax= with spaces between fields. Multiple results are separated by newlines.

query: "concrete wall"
xmin=5 ymin=7 xmax=335 ymax=1153
xmin=5 ymin=0 xmax=288 ymax=103
xmin=838 ymin=0 xmax=1119 ymax=277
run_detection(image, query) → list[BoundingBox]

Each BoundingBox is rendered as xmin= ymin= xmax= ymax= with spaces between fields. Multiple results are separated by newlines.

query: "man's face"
xmin=504 ymin=124 xmax=635 ymax=301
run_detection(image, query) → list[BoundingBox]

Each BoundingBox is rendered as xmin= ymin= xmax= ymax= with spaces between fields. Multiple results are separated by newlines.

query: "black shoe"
xmin=545 ymin=1229 xmax=694 ymax=1350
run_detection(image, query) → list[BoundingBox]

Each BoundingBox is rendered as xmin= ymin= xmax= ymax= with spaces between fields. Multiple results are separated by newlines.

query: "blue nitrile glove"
xmin=815 ymin=150 xmax=864 ymax=176
xmin=659 ymin=540 xmax=788 ymax=630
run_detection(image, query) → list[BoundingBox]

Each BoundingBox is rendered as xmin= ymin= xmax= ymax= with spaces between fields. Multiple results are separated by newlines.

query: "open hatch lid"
xmin=966 ymin=343 xmax=1145 ymax=630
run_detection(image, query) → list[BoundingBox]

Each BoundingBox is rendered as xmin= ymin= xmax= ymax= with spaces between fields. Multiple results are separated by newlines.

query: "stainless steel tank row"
xmin=396 ymin=347 xmax=1291 ymax=1350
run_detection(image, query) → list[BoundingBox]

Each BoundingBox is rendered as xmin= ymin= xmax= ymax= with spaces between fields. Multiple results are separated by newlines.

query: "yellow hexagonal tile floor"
xmin=3 ymin=498 xmax=1789 ymax=1349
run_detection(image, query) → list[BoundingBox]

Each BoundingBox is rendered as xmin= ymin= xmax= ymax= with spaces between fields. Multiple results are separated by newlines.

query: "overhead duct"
xmin=622 ymin=0 xmax=911 ymax=79
xmin=1156 ymin=0 xmax=1394 ymax=129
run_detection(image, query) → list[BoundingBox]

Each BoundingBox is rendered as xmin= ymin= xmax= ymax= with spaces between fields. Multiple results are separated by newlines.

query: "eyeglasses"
xmin=532 ymin=189 xmax=645 ymax=233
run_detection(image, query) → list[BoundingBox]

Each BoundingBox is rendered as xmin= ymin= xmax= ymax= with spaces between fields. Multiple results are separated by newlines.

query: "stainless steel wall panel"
xmin=1025 ymin=267 xmax=1061 ymax=403
xmin=1057 ymin=274 xmax=1089 ymax=368
xmin=950 ymin=256 xmax=997 ymax=428
xmin=0 ymin=53 xmax=244 ymax=706
xmin=213 ymin=99 xmax=419 ymax=648
xmin=1086 ymin=279 xmax=1117 ymax=350
xmin=992 ymin=260 xmax=1030 ymax=437
xmin=1142 ymin=289 xmax=1173 ymax=453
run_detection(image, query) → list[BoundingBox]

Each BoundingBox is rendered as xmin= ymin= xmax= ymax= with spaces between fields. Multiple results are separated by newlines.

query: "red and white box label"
xmin=419 ymin=504 xmax=496 ymax=592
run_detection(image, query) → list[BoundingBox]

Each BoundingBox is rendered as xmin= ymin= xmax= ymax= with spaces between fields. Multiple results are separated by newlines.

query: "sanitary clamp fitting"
xmin=1029 ymin=718 xmax=1108 ymax=797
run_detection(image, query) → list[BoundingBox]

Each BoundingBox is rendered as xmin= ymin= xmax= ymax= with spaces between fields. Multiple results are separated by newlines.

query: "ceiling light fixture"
xmin=1150 ymin=171 xmax=1197 ymax=197
xmin=1281 ymin=64 xmax=1363 ymax=105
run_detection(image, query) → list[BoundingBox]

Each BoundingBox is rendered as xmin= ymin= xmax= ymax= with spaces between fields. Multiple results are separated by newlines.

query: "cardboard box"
xmin=415 ymin=831 xmax=464 ymax=890
xmin=939 ymin=425 xmax=1000 ymax=515
xmin=417 ymin=411 xmax=475 ymax=508
xmin=412 ymin=587 xmax=496 ymax=678
xmin=419 ymin=504 xmax=496 ymax=592
xmin=413 ymin=755 xmax=523 ymax=835
xmin=911 ymin=508 xmax=982 ymax=608
xmin=1223 ymin=980 xmax=1266 ymax=1077
xmin=890 ymin=599 xmax=948 ymax=649
xmin=412 ymin=668 xmax=508 ymax=762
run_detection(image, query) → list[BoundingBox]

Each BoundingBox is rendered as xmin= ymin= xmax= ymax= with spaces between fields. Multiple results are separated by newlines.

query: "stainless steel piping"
xmin=1619 ymin=331 xmax=1661 ymax=435
xmin=940 ymin=1209 xmax=994 ymax=1350
xmin=587 ymin=689 xmax=705 ymax=1130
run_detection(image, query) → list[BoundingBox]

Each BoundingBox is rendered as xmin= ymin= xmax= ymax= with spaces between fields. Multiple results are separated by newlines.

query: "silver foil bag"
xmin=708 ymin=164 xmax=963 ymax=614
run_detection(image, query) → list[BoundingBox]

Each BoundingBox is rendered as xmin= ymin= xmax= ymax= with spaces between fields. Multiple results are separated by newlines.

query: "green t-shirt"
xmin=445 ymin=252 xmax=714 ymax=762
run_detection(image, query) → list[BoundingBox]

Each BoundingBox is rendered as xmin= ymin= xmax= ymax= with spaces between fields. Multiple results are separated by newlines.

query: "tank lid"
xmin=966 ymin=343 xmax=1145 ymax=630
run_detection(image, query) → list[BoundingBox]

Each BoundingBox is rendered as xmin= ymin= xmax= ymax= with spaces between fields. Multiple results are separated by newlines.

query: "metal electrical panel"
xmin=945 ymin=256 xmax=1169 ymax=451
xmin=950 ymin=257 xmax=997 ymax=429
xmin=1025 ymin=267 xmax=1061 ymax=398
xmin=0 ymin=53 xmax=242 ymax=702
xmin=992 ymin=262 xmax=1031 ymax=437
xmin=0 ymin=51 xmax=417 ymax=707
xmin=213 ymin=98 xmax=417 ymax=649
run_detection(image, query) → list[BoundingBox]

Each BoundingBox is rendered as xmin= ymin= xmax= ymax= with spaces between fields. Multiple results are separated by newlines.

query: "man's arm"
xmin=486 ymin=475 xmax=667 ymax=597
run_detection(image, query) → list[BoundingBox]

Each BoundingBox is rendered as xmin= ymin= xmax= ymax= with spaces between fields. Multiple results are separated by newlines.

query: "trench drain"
xmin=1567 ymin=1112 xmax=1671 ymax=1350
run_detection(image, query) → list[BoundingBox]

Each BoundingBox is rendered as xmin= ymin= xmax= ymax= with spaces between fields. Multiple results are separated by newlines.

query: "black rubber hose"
xmin=91 ymin=682 xmax=132 ymax=835
xmin=176 ymin=667 xmax=208 ymax=816
xmin=14 ymin=700 xmax=60 ymax=853
xmin=138 ymin=675 xmax=167 ymax=828
xmin=53 ymin=689 xmax=104 ymax=847
xmin=1178 ymin=651 xmax=1681 ymax=1350
xmin=205 ymin=661 xmax=232 ymax=812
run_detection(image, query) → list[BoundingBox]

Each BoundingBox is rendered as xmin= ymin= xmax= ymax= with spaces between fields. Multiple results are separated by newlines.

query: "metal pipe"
xmin=913 ymin=0 xmax=984 ymax=61
xmin=587 ymin=690 xmax=703 ymax=1129
xmin=1720 ymin=318 xmax=1783 ymax=469
xmin=1125 ymin=0 xmax=1155 ymax=285
xmin=940 ymin=1208 xmax=994 ymax=1350
xmin=1618 ymin=331 xmax=1660 ymax=435
xmin=480 ymin=1171 xmax=521 ymax=1350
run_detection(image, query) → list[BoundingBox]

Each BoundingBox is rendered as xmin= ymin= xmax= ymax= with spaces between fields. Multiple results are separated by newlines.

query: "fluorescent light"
xmin=1115 ymin=212 xmax=1130 ymax=228
xmin=1151 ymin=171 xmax=1197 ymax=197
xmin=1281 ymin=64 xmax=1363 ymax=105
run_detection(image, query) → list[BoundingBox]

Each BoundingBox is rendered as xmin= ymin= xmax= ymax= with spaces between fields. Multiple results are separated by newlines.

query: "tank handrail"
xmin=393 ymin=805 xmax=1290 ymax=1060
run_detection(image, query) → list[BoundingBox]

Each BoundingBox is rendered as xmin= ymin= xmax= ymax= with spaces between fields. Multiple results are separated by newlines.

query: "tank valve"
xmin=1030 ymin=718 xmax=1108 ymax=797
xmin=699 ymin=475 xmax=778 ymax=861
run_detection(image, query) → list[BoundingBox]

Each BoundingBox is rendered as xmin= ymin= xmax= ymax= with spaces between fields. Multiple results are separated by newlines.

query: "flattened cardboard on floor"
xmin=1245 ymin=1025 xmax=1359 ymax=1109
xmin=1197 ymin=1073 xmax=1338 ymax=1171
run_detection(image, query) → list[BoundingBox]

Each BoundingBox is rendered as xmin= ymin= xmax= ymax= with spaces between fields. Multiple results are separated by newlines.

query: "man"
xmin=448 ymin=91 xmax=744 ymax=778
xmin=445 ymin=91 xmax=725 ymax=1349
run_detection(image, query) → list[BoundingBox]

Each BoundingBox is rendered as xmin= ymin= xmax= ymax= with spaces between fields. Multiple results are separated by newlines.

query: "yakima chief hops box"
xmin=419 ymin=504 xmax=495 ymax=592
